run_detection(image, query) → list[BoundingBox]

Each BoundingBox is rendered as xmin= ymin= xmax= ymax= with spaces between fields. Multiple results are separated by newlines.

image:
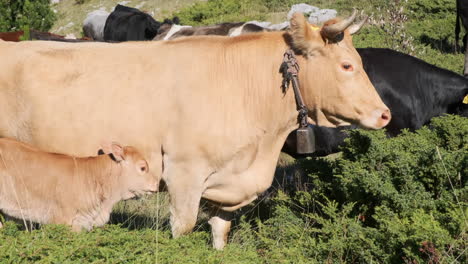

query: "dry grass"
xmin=110 ymin=192 xmax=171 ymax=230
xmin=50 ymin=0 xmax=204 ymax=37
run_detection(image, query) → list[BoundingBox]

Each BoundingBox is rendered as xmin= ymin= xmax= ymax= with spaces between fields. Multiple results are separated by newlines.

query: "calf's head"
xmin=101 ymin=142 xmax=158 ymax=199
xmin=288 ymin=11 xmax=391 ymax=129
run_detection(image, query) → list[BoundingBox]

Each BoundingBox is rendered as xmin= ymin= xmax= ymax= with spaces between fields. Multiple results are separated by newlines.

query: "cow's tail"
xmin=456 ymin=0 xmax=461 ymax=52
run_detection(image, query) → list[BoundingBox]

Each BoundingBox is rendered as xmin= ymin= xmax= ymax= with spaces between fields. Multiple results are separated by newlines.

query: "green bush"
xmin=244 ymin=115 xmax=467 ymax=263
xmin=0 ymin=0 xmax=56 ymax=32
xmin=174 ymin=0 xmax=267 ymax=26
xmin=0 ymin=223 xmax=262 ymax=263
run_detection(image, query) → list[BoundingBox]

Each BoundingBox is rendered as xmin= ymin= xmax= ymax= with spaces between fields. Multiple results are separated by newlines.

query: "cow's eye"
xmin=341 ymin=63 xmax=354 ymax=71
xmin=140 ymin=166 xmax=146 ymax=172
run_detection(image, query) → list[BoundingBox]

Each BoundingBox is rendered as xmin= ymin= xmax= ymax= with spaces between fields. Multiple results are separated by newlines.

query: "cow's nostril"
xmin=381 ymin=110 xmax=391 ymax=121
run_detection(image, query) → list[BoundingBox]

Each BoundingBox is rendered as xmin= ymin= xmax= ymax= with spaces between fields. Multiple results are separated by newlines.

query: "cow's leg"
xmin=53 ymin=210 xmax=86 ymax=232
xmin=0 ymin=221 xmax=3 ymax=228
xmin=164 ymin=160 xmax=206 ymax=237
xmin=91 ymin=204 xmax=113 ymax=228
xmin=208 ymin=208 xmax=233 ymax=250
xmin=71 ymin=224 xmax=84 ymax=232
xmin=464 ymin=34 xmax=468 ymax=76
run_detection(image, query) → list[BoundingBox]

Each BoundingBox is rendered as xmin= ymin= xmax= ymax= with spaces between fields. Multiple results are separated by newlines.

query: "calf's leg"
xmin=53 ymin=210 xmax=85 ymax=232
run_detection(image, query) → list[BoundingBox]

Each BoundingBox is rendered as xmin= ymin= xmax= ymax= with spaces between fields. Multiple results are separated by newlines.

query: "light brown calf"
xmin=0 ymin=138 xmax=157 ymax=231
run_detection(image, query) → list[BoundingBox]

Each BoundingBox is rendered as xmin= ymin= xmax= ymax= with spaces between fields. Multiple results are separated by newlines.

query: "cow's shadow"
xmin=227 ymin=154 xmax=333 ymax=234
xmin=419 ymin=34 xmax=458 ymax=53
xmin=109 ymin=211 xmax=171 ymax=231
xmin=109 ymin=153 xmax=329 ymax=234
xmin=0 ymin=154 xmax=328 ymax=236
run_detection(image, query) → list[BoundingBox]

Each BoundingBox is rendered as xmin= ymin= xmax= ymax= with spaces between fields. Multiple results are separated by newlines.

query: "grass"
xmin=49 ymin=0 xmax=467 ymax=75
xmin=1 ymin=116 xmax=466 ymax=262
xmin=50 ymin=0 xmax=204 ymax=36
xmin=0 ymin=223 xmax=263 ymax=263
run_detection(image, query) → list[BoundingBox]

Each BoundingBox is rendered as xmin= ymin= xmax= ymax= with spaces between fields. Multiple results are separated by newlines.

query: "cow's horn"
xmin=321 ymin=9 xmax=357 ymax=39
xmin=348 ymin=15 xmax=368 ymax=35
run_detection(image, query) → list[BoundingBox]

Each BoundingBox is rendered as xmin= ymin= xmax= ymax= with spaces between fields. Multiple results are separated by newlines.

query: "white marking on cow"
xmin=228 ymin=23 xmax=246 ymax=37
xmin=164 ymin=25 xmax=192 ymax=40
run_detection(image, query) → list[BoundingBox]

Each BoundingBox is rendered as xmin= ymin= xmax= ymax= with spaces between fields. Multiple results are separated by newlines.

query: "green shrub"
xmin=255 ymin=115 xmax=467 ymax=263
xmin=174 ymin=0 xmax=267 ymax=26
xmin=0 ymin=0 xmax=56 ymax=32
xmin=0 ymin=224 xmax=262 ymax=263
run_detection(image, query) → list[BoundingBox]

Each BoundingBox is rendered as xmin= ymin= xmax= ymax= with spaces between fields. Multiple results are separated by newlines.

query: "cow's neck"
xmin=74 ymin=155 xmax=123 ymax=204
xmin=426 ymin=74 xmax=468 ymax=120
xmin=219 ymin=33 xmax=303 ymax=137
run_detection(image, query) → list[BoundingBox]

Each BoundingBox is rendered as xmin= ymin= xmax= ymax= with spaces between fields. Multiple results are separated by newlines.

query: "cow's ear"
xmin=100 ymin=141 xmax=125 ymax=162
xmin=289 ymin=12 xmax=324 ymax=57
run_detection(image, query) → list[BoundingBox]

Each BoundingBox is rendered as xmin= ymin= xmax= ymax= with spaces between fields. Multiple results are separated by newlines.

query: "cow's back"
xmin=0 ymin=138 xmax=84 ymax=224
xmin=0 ymin=40 xmax=168 ymax=157
xmin=0 ymin=37 xmax=283 ymax=179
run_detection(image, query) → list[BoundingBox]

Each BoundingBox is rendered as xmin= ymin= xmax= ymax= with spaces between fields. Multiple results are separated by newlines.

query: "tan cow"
xmin=0 ymin=138 xmax=157 ymax=231
xmin=0 ymin=12 xmax=390 ymax=248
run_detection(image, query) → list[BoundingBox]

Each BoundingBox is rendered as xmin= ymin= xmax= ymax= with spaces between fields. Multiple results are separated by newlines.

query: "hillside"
xmin=50 ymin=0 xmax=204 ymax=37
xmin=50 ymin=0 xmax=465 ymax=73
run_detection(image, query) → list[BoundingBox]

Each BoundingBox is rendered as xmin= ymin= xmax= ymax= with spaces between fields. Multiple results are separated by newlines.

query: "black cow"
xmin=283 ymin=48 xmax=468 ymax=157
xmin=103 ymin=4 xmax=174 ymax=41
xmin=456 ymin=0 xmax=468 ymax=76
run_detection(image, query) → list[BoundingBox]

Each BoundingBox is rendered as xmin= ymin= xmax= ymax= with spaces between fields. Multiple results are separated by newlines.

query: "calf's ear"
xmin=100 ymin=141 xmax=125 ymax=162
xmin=289 ymin=12 xmax=324 ymax=57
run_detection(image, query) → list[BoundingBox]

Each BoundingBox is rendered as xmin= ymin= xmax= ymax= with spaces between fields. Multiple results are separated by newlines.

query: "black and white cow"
xmin=103 ymin=5 xmax=175 ymax=41
xmin=283 ymin=48 xmax=468 ymax=157
xmin=83 ymin=10 xmax=109 ymax=41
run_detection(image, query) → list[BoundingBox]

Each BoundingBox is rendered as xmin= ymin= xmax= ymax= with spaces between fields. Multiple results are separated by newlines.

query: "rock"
xmin=65 ymin=33 xmax=76 ymax=39
xmin=287 ymin=3 xmax=337 ymax=25
xmin=268 ymin=21 xmax=289 ymax=31
xmin=135 ymin=2 xmax=146 ymax=9
xmin=287 ymin=3 xmax=319 ymax=20
xmin=308 ymin=9 xmax=337 ymax=24
xmin=118 ymin=1 xmax=130 ymax=6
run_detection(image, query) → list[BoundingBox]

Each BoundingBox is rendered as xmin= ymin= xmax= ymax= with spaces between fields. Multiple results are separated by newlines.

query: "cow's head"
xmin=101 ymin=142 xmax=158 ymax=199
xmin=288 ymin=11 xmax=390 ymax=129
